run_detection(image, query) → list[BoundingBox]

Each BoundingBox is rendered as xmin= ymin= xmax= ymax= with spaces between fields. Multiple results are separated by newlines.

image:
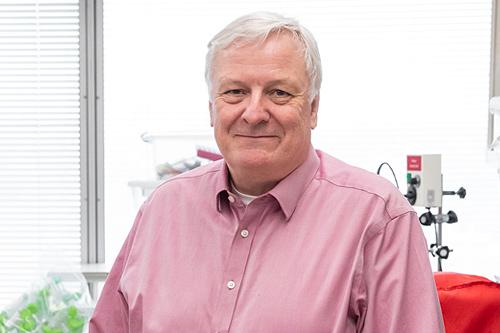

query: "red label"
xmin=407 ymin=155 xmax=422 ymax=171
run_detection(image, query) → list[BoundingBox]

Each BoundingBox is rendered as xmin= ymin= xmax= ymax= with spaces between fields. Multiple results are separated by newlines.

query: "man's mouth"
xmin=234 ymin=134 xmax=277 ymax=138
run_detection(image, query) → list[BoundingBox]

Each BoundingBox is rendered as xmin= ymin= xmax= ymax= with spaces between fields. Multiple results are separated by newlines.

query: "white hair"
xmin=205 ymin=12 xmax=322 ymax=101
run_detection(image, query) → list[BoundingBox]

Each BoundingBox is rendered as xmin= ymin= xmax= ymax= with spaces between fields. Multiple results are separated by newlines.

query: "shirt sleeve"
xmin=88 ymin=207 xmax=144 ymax=333
xmin=356 ymin=211 xmax=445 ymax=333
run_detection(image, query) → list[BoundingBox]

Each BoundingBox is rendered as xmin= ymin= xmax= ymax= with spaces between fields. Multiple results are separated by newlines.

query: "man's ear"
xmin=209 ymin=101 xmax=214 ymax=127
xmin=310 ymin=94 xmax=319 ymax=129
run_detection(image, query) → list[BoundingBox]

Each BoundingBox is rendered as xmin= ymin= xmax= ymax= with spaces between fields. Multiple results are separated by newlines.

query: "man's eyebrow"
xmin=266 ymin=79 xmax=297 ymax=87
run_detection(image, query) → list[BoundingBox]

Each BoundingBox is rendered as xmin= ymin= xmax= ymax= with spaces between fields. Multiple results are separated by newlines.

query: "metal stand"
xmin=419 ymin=184 xmax=465 ymax=271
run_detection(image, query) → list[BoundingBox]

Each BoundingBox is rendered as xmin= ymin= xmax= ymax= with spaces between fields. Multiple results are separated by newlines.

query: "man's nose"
xmin=241 ymin=92 xmax=270 ymax=125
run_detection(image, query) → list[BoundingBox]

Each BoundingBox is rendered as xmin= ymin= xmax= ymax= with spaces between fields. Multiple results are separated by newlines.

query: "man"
xmin=90 ymin=12 xmax=444 ymax=332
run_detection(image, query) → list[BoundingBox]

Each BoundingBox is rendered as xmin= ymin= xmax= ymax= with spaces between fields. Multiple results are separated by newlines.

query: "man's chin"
xmin=227 ymin=152 xmax=276 ymax=169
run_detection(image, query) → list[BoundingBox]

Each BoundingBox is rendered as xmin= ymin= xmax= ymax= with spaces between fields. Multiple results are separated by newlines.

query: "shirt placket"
xmin=212 ymin=200 xmax=263 ymax=333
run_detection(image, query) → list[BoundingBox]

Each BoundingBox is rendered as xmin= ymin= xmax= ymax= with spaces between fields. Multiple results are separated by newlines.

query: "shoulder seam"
xmin=146 ymin=167 xmax=222 ymax=204
xmin=366 ymin=210 xmax=417 ymax=244
xmin=316 ymin=176 xmax=394 ymax=219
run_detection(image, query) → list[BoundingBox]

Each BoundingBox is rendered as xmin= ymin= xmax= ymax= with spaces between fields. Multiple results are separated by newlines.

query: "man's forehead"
xmin=208 ymin=32 xmax=309 ymax=95
xmin=216 ymin=77 xmax=295 ymax=87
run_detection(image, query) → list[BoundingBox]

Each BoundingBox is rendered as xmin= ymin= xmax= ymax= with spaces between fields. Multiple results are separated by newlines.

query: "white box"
xmin=407 ymin=154 xmax=442 ymax=207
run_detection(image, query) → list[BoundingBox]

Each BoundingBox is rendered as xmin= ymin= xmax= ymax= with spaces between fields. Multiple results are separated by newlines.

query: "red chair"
xmin=434 ymin=272 xmax=500 ymax=333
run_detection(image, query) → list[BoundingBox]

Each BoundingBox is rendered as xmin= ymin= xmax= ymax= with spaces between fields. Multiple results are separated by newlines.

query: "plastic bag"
xmin=0 ymin=272 xmax=93 ymax=333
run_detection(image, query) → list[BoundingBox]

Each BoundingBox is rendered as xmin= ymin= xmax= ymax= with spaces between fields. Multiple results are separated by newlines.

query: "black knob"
xmin=409 ymin=175 xmax=420 ymax=186
xmin=406 ymin=185 xmax=417 ymax=205
xmin=447 ymin=210 xmax=458 ymax=223
xmin=429 ymin=243 xmax=437 ymax=257
xmin=419 ymin=211 xmax=435 ymax=226
xmin=436 ymin=246 xmax=450 ymax=259
xmin=456 ymin=187 xmax=466 ymax=199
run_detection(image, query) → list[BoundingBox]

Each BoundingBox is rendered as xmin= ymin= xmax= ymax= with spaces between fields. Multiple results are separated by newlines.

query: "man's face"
xmin=209 ymin=33 xmax=319 ymax=189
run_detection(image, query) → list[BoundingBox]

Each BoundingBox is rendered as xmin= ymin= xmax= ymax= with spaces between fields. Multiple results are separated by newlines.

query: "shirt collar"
xmin=215 ymin=145 xmax=320 ymax=220
xmin=215 ymin=161 xmax=231 ymax=213
xmin=268 ymin=146 xmax=319 ymax=221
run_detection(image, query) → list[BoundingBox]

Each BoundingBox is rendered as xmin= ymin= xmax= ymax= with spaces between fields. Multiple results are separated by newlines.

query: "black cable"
xmin=376 ymin=162 xmax=400 ymax=189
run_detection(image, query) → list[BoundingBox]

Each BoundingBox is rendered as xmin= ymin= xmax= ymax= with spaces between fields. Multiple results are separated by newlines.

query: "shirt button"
xmin=227 ymin=280 xmax=236 ymax=290
xmin=228 ymin=195 xmax=235 ymax=203
xmin=240 ymin=229 xmax=249 ymax=238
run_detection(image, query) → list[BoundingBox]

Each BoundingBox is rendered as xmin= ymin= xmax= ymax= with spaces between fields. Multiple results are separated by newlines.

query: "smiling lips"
xmin=234 ymin=134 xmax=278 ymax=139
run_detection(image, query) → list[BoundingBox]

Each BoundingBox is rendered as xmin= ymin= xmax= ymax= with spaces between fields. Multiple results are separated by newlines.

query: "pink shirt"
xmin=90 ymin=147 xmax=444 ymax=332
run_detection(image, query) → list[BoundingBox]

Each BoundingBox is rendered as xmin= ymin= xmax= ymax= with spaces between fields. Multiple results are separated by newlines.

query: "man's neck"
xmin=230 ymin=180 xmax=258 ymax=204
xmin=229 ymin=173 xmax=278 ymax=196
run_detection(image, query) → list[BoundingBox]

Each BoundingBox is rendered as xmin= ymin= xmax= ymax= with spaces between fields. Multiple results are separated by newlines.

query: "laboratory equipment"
xmin=405 ymin=154 xmax=466 ymax=271
xmin=406 ymin=155 xmax=442 ymax=207
xmin=128 ymin=132 xmax=221 ymax=205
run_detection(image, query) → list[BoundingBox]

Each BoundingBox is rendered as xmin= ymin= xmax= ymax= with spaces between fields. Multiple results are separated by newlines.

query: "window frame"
xmin=80 ymin=0 xmax=104 ymax=264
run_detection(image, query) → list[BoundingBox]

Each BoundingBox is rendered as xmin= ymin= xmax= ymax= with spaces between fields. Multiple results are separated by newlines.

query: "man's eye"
xmin=268 ymin=89 xmax=293 ymax=104
xmin=270 ymin=89 xmax=291 ymax=97
xmin=224 ymin=89 xmax=245 ymax=95
xmin=219 ymin=89 xmax=246 ymax=104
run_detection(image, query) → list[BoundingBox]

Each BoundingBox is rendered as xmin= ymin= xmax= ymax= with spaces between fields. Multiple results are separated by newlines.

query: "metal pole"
xmin=437 ymin=206 xmax=443 ymax=272
xmin=437 ymin=173 xmax=444 ymax=272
